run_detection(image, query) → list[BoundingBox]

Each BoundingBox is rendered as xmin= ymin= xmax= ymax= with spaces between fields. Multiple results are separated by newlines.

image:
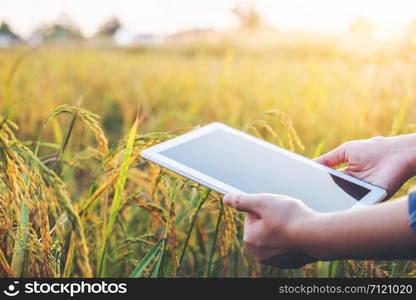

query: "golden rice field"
xmin=0 ymin=42 xmax=416 ymax=277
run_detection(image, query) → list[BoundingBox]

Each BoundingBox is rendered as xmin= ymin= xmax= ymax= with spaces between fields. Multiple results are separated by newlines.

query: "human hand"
xmin=315 ymin=135 xmax=416 ymax=197
xmin=223 ymin=193 xmax=317 ymax=269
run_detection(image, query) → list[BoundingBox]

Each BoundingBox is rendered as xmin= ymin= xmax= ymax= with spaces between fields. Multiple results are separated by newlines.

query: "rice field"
xmin=0 ymin=42 xmax=416 ymax=277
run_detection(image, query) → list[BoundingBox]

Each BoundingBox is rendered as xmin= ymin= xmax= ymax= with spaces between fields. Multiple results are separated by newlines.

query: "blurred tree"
xmin=96 ymin=17 xmax=122 ymax=37
xmin=0 ymin=21 xmax=21 ymax=47
xmin=231 ymin=4 xmax=263 ymax=31
xmin=33 ymin=14 xmax=83 ymax=42
xmin=0 ymin=22 xmax=20 ymax=40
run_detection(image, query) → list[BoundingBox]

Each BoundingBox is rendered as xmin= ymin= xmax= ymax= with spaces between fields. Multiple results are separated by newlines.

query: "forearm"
xmin=296 ymin=197 xmax=416 ymax=261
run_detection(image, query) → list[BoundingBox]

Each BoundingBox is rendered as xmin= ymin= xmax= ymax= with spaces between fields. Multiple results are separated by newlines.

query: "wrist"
xmin=290 ymin=211 xmax=337 ymax=261
xmin=389 ymin=134 xmax=416 ymax=177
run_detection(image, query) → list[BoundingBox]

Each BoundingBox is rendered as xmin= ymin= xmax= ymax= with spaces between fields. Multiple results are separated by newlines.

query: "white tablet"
xmin=141 ymin=123 xmax=387 ymax=212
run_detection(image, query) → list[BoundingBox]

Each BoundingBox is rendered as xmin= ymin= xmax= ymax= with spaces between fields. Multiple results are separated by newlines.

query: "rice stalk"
xmin=0 ymin=246 xmax=14 ymax=277
xmin=52 ymin=106 xmax=78 ymax=171
xmin=35 ymin=104 xmax=109 ymax=158
xmin=14 ymin=143 xmax=92 ymax=277
xmin=63 ymin=233 xmax=76 ymax=277
xmin=177 ymin=188 xmax=211 ymax=272
xmin=243 ymin=109 xmax=304 ymax=152
xmin=205 ymin=201 xmax=223 ymax=278
xmin=97 ymin=116 xmax=138 ymax=277
xmin=158 ymin=179 xmax=183 ymax=277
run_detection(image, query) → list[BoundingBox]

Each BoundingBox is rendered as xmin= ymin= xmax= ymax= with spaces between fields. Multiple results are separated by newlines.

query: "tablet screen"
xmin=160 ymin=129 xmax=370 ymax=212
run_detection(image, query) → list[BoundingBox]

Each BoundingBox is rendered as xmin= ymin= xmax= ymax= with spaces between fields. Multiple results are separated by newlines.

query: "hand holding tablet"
xmin=141 ymin=123 xmax=387 ymax=212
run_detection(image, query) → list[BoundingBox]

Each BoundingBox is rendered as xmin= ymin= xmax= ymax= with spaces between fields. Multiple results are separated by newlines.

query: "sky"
xmin=2 ymin=0 xmax=416 ymax=38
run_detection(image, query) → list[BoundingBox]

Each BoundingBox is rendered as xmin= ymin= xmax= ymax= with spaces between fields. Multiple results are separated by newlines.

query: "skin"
xmin=223 ymin=133 xmax=416 ymax=269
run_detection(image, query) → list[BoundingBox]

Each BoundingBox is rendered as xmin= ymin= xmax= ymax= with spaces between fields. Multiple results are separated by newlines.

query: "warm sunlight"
xmin=2 ymin=0 xmax=416 ymax=38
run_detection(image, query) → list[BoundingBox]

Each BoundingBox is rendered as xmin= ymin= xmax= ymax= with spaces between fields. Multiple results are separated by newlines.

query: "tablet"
xmin=141 ymin=123 xmax=387 ymax=212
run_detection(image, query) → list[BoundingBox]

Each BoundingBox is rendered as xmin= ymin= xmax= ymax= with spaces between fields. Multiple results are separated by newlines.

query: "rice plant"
xmin=0 ymin=44 xmax=415 ymax=278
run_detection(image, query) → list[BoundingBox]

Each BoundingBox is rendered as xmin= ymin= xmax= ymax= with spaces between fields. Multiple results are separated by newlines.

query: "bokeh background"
xmin=1 ymin=0 xmax=416 ymax=278
xmin=2 ymin=0 xmax=416 ymax=145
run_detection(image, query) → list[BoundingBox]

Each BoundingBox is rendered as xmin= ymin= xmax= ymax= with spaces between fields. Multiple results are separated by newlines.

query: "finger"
xmin=314 ymin=144 xmax=347 ymax=167
xmin=223 ymin=193 xmax=263 ymax=215
xmin=245 ymin=212 xmax=260 ymax=227
xmin=244 ymin=213 xmax=263 ymax=238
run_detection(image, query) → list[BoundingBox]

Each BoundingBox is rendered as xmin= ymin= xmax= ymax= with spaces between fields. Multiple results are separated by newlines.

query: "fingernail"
xmin=223 ymin=193 xmax=235 ymax=208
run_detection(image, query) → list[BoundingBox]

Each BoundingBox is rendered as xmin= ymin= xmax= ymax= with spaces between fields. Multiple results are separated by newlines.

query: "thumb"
xmin=223 ymin=193 xmax=263 ymax=215
xmin=337 ymin=166 xmax=353 ymax=176
xmin=314 ymin=144 xmax=347 ymax=168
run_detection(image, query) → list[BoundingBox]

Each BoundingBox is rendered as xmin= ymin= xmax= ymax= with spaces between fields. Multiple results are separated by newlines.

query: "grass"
xmin=97 ymin=115 xmax=138 ymax=277
xmin=0 ymin=41 xmax=415 ymax=278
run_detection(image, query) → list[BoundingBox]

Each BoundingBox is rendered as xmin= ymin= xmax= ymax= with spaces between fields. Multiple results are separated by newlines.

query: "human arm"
xmin=295 ymin=195 xmax=416 ymax=261
xmin=222 ymin=134 xmax=416 ymax=268
xmin=223 ymin=193 xmax=416 ymax=269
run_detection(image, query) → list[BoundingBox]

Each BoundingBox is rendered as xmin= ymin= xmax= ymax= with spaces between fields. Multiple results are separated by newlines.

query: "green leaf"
xmin=11 ymin=202 xmax=29 ymax=277
xmin=130 ymin=238 xmax=165 ymax=278
xmin=150 ymin=244 xmax=165 ymax=278
xmin=178 ymin=189 xmax=211 ymax=272
xmin=98 ymin=117 xmax=138 ymax=277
